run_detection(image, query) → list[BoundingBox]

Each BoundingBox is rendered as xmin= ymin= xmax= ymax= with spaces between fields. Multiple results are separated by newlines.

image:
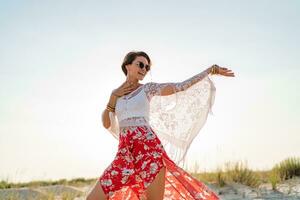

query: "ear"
xmin=125 ymin=64 xmax=130 ymax=72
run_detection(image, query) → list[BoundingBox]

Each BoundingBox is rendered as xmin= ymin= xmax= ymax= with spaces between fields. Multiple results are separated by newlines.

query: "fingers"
xmin=219 ymin=67 xmax=233 ymax=73
xmin=122 ymin=82 xmax=133 ymax=89
xmin=212 ymin=65 xmax=234 ymax=76
xmin=222 ymin=72 xmax=235 ymax=77
xmin=117 ymin=82 xmax=136 ymax=96
xmin=124 ymin=87 xmax=134 ymax=92
xmin=220 ymin=67 xmax=227 ymax=70
xmin=217 ymin=66 xmax=235 ymax=77
xmin=122 ymin=84 xmax=136 ymax=94
xmin=127 ymin=85 xmax=136 ymax=90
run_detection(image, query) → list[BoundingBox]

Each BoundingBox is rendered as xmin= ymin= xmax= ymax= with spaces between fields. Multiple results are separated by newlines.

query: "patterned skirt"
xmin=99 ymin=125 xmax=220 ymax=199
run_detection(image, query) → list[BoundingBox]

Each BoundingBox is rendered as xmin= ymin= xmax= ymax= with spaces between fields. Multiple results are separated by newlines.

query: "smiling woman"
xmin=87 ymin=51 xmax=234 ymax=200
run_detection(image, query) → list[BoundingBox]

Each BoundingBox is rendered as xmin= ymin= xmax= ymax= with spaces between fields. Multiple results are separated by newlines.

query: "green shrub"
xmin=272 ymin=157 xmax=300 ymax=181
xmin=224 ymin=161 xmax=260 ymax=188
xmin=268 ymin=168 xmax=280 ymax=190
xmin=216 ymin=167 xmax=226 ymax=187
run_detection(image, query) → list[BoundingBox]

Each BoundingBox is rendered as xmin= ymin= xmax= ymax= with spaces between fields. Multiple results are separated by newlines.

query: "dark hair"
xmin=121 ymin=51 xmax=151 ymax=76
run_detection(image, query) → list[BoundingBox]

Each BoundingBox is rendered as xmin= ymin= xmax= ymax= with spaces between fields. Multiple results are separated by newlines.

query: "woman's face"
xmin=126 ymin=56 xmax=149 ymax=81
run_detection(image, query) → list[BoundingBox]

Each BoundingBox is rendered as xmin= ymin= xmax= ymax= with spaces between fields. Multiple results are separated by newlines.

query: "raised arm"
xmin=144 ymin=66 xmax=212 ymax=100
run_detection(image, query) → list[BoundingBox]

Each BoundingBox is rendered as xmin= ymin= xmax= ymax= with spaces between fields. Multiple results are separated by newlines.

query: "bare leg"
xmin=86 ymin=179 xmax=107 ymax=200
xmin=145 ymin=166 xmax=166 ymax=200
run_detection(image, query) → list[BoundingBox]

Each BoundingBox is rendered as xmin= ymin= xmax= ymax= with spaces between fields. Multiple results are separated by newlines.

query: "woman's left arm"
xmin=160 ymin=66 xmax=212 ymax=96
xmin=144 ymin=65 xmax=234 ymax=100
xmin=144 ymin=66 xmax=211 ymax=100
xmin=158 ymin=64 xmax=236 ymax=96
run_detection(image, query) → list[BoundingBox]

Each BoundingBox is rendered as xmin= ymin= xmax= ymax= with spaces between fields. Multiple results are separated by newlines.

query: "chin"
xmin=138 ymin=75 xmax=145 ymax=80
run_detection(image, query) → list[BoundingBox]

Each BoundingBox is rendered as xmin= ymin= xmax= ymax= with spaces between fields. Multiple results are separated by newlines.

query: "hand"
xmin=112 ymin=82 xmax=138 ymax=97
xmin=211 ymin=64 xmax=235 ymax=77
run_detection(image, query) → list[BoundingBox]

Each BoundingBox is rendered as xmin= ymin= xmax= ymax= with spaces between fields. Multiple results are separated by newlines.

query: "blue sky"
xmin=0 ymin=0 xmax=299 ymax=183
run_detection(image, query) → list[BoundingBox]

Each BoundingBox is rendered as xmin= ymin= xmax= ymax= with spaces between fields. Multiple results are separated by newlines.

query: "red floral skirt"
xmin=99 ymin=125 xmax=219 ymax=199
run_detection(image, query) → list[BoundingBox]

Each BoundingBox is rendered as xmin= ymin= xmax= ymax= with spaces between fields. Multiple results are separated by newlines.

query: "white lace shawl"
xmin=107 ymin=68 xmax=216 ymax=168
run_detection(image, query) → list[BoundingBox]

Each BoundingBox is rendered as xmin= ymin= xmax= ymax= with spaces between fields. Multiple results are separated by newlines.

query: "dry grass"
xmin=0 ymin=177 xmax=96 ymax=189
xmin=1 ymin=157 xmax=299 ymax=198
xmin=2 ymin=191 xmax=80 ymax=200
xmin=188 ymin=157 xmax=300 ymax=189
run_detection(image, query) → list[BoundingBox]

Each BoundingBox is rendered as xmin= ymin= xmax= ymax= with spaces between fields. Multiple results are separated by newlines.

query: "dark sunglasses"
xmin=136 ymin=61 xmax=151 ymax=71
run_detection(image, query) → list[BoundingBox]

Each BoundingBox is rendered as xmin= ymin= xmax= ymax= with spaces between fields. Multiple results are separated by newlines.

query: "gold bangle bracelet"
xmin=211 ymin=65 xmax=218 ymax=75
xmin=210 ymin=66 xmax=215 ymax=75
xmin=107 ymin=103 xmax=115 ymax=108
xmin=106 ymin=106 xmax=115 ymax=112
xmin=106 ymin=103 xmax=115 ymax=109
xmin=106 ymin=105 xmax=115 ymax=110
xmin=106 ymin=108 xmax=115 ymax=112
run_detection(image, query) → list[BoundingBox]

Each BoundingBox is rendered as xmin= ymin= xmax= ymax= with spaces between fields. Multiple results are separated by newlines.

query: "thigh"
xmin=86 ymin=179 xmax=107 ymax=200
xmin=145 ymin=166 xmax=166 ymax=200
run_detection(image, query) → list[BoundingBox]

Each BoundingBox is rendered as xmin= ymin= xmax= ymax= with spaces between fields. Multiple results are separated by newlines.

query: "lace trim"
xmin=119 ymin=116 xmax=149 ymax=128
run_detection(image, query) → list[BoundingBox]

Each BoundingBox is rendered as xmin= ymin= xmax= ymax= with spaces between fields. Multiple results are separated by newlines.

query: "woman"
xmin=87 ymin=51 xmax=235 ymax=200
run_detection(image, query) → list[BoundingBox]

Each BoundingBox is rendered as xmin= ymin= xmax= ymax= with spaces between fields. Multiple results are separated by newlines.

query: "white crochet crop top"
xmin=115 ymin=84 xmax=150 ymax=127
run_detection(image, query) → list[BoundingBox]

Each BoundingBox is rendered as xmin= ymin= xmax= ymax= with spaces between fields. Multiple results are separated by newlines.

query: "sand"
xmin=1 ymin=177 xmax=300 ymax=200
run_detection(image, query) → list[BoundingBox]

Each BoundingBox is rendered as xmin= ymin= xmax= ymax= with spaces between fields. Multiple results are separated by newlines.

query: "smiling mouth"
xmin=138 ymin=72 xmax=145 ymax=76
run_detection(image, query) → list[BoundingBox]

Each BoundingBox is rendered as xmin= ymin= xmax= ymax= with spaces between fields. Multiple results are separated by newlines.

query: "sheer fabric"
xmin=107 ymin=68 xmax=216 ymax=168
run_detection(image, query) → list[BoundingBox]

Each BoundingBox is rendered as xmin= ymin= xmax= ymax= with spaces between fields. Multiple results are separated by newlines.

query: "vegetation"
xmin=0 ymin=157 xmax=299 ymax=200
xmin=189 ymin=157 xmax=300 ymax=189
xmin=0 ymin=177 xmax=96 ymax=189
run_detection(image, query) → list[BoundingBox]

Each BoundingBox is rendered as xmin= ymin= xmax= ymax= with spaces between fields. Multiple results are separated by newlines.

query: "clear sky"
xmin=0 ymin=0 xmax=299 ymax=183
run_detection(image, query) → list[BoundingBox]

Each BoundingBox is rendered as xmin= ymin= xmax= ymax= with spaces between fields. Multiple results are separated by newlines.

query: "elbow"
xmin=101 ymin=110 xmax=111 ymax=129
xmin=103 ymin=124 xmax=110 ymax=130
xmin=102 ymin=120 xmax=111 ymax=129
xmin=160 ymin=85 xmax=178 ymax=96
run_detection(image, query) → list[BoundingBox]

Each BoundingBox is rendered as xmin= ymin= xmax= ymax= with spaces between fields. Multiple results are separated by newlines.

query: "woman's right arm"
xmin=102 ymin=82 xmax=137 ymax=129
xmin=102 ymin=93 xmax=118 ymax=129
